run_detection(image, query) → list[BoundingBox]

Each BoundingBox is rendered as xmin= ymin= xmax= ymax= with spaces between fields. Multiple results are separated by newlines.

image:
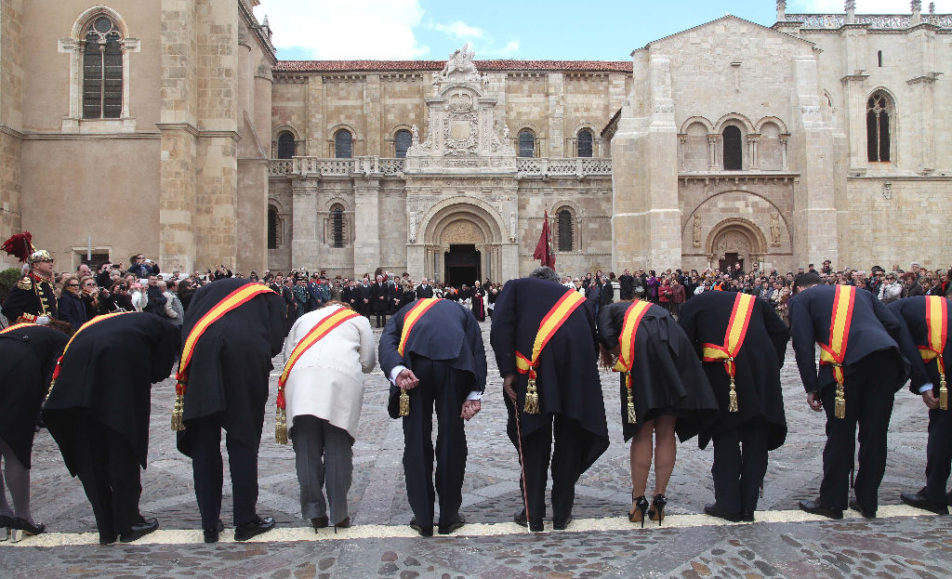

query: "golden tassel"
xmin=399 ymin=388 xmax=410 ymax=417
xmin=171 ymin=393 xmax=185 ymax=431
xmin=940 ymin=375 xmax=948 ymax=411
xmin=626 ymin=378 xmax=637 ymax=425
xmin=524 ymin=378 xmax=540 ymax=414
xmin=275 ymin=407 xmax=288 ymax=444
xmin=834 ymin=383 xmax=846 ymax=419
xmin=728 ymin=377 xmax=738 ymax=413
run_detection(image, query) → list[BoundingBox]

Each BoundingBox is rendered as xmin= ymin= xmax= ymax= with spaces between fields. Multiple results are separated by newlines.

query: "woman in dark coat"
xmin=57 ymin=274 xmax=87 ymax=331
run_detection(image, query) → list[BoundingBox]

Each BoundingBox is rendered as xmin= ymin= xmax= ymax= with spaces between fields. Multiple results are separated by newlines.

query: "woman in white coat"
xmin=282 ymin=300 xmax=376 ymax=530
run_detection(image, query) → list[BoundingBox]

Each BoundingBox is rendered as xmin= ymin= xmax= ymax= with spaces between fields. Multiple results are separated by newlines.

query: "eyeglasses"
xmin=67 ymin=283 xmax=80 ymax=287
xmin=83 ymin=282 xmax=96 ymax=287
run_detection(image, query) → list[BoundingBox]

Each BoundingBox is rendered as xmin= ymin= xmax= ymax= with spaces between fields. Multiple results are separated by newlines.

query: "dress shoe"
xmin=409 ymin=518 xmax=433 ymax=537
xmin=704 ymin=503 xmax=742 ymax=522
xmin=99 ymin=533 xmax=118 ymax=545
xmin=741 ymin=510 xmax=755 ymax=522
xmin=120 ymin=517 xmax=159 ymax=543
xmin=513 ymin=509 xmax=544 ymax=532
xmin=438 ymin=515 xmax=466 ymax=535
xmin=334 ymin=517 xmax=351 ymax=529
xmin=234 ymin=516 xmax=275 ymax=542
xmin=552 ymin=515 xmax=573 ymax=531
xmin=901 ymin=489 xmax=949 ymax=515
xmin=203 ymin=519 xmax=225 ymax=544
xmin=798 ymin=499 xmax=843 ymax=520
xmin=849 ymin=499 xmax=876 ymax=519
xmin=311 ymin=516 xmax=329 ymax=530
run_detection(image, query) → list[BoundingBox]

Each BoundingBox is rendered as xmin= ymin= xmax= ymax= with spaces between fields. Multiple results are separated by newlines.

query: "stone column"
xmin=842 ymin=26 xmax=868 ymax=171
xmin=0 ymin=0 xmax=24 ymax=267
xmin=291 ymin=177 xmax=319 ymax=270
xmin=353 ymin=178 xmax=381 ymax=275
xmin=547 ymin=73 xmax=564 ymax=157
xmin=708 ymin=135 xmax=719 ymax=170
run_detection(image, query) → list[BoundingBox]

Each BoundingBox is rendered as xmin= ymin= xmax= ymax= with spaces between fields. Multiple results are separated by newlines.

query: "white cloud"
xmin=791 ymin=0 xmax=951 ymax=12
xmin=254 ymin=0 xmax=428 ymax=59
xmin=432 ymin=21 xmax=486 ymax=40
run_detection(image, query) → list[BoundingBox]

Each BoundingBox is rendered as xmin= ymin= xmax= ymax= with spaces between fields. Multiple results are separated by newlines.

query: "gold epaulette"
xmin=16 ymin=276 xmax=32 ymax=290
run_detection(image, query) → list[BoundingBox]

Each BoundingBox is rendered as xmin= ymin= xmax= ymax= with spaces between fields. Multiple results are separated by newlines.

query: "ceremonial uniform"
xmin=174 ymin=279 xmax=286 ymax=541
xmin=888 ymin=297 xmax=952 ymax=511
xmin=490 ymin=277 xmax=609 ymax=530
xmin=378 ymin=299 xmax=486 ymax=535
xmin=1 ymin=272 xmax=58 ymax=324
xmin=42 ymin=313 xmax=179 ymax=543
xmin=789 ymin=284 xmax=927 ymax=517
xmin=679 ymin=291 xmax=789 ymax=520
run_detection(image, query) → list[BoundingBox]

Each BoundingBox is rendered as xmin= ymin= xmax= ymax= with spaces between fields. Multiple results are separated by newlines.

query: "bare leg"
xmin=629 ymin=420 xmax=654 ymax=513
xmin=652 ymin=415 xmax=677 ymax=496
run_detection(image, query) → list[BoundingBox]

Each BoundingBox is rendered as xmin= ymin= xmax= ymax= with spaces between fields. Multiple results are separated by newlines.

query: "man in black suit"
xmin=378 ymin=298 xmax=486 ymax=536
xmin=490 ymin=267 xmax=609 ymax=531
xmin=788 ymin=272 xmax=928 ymax=519
xmin=888 ymin=296 xmax=950 ymax=514
xmin=342 ymin=279 xmax=360 ymax=312
xmin=679 ymin=291 xmax=789 ymax=522
xmin=416 ymin=278 xmax=434 ymax=299
xmin=371 ymin=275 xmax=391 ymax=327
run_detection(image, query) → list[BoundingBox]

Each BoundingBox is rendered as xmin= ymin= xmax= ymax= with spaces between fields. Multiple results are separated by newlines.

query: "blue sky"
xmin=254 ymin=0 xmax=951 ymax=61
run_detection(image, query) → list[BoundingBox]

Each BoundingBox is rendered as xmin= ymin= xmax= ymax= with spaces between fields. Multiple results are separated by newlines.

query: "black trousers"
xmin=187 ymin=416 xmax=259 ymax=530
xmin=70 ymin=415 xmax=142 ymax=538
xmin=401 ymin=357 xmax=469 ymax=528
xmin=818 ymin=354 xmax=899 ymax=512
xmin=711 ymin=418 xmax=768 ymax=514
xmin=925 ymin=407 xmax=952 ymax=505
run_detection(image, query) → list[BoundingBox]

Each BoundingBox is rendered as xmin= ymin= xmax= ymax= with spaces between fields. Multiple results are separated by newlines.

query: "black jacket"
xmin=416 ymin=284 xmax=434 ymax=299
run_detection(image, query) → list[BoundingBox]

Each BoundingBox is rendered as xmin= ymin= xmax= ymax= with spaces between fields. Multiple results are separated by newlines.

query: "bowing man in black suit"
xmin=888 ymin=296 xmax=952 ymax=514
xmin=789 ymin=273 xmax=929 ymax=519
xmin=490 ymin=267 xmax=610 ymax=531
xmin=378 ymin=298 xmax=486 ymax=536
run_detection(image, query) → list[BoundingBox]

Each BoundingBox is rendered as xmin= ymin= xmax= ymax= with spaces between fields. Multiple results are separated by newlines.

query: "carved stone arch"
xmin=268 ymin=196 xmax=289 ymax=214
xmin=714 ymin=113 xmax=755 ymax=134
xmin=274 ymin=124 xmax=301 ymax=141
xmin=705 ymin=218 xmax=768 ymax=267
xmin=71 ymin=5 xmax=130 ymax=38
xmin=322 ymin=196 xmax=351 ymax=212
xmin=754 ymin=116 xmax=788 ymax=134
xmin=419 ymin=196 xmax=506 ymax=247
xmin=572 ymin=123 xmax=597 ymax=156
xmin=323 ymin=199 xmax=352 ymax=247
xmin=329 ymin=124 xmax=358 ymax=157
xmin=679 ymin=116 xmax=715 ymax=134
xmin=514 ymin=124 xmax=543 ymax=157
xmin=683 ymin=190 xmax=792 ymax=243
xmin=273 ymin=124 xmax=301 ymax=159
xmin=550 ymin=202 xmax=581 ymax=253
xmin=866 ymin=86 xmax=899 ymax=114
xmin=389 ymin=124 xmax=415 ymax=157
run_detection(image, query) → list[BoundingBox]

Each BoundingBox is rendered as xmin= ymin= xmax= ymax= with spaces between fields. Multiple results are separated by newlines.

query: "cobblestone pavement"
xmin=3 ymin=318 xmax=952 ymax=578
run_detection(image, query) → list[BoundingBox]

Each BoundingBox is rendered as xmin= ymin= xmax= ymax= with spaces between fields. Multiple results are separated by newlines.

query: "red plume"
xmin=2 ymin=231 xmax=33 ymax=263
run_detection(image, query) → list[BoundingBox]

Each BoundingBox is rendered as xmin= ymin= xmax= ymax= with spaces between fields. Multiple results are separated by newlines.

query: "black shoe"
xmin=120 ymin=517 xmax=158 ymax=543
xmin=741 ymin=510 xmax=755 ymax=522
xmin=628 ymin=495 xmax=650 ymax=528
xmin=99 ymin=533 xmax=117 ymax=545
xmin=311 ymin=516 xmax=329 ymax=530
xmin=849 ymin=499 xmax=877 ymax=519
xmin=234 ymin=516 xmax=275 ymax=542
xmin=334 ymin=517 xmax=351 ymax=530
xmin=438 ymin=515 xmax=466 ymax=535
xmin=513 ymin=509 xmax=543 ymax=532
xmin=409 ymin=518 xmax=433 ymax=537
xmin=11 ymin=517 xmax=45 ymax=536
xmin=649 ymin=494 xmax=667 ymax=526
xmin=704 ymin=503 xmax=742 ymax=522
xmin=900 ymin=489 xmax=948 ymax=515
xmin=203 ymin=520 xmax=225 ymax=544
xmin=552 ymin=515 xmax=572 ymax=531
xmin=798 ymin=499 xmax=843 ymax=520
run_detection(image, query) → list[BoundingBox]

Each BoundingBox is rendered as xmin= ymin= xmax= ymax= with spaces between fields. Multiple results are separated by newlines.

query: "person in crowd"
xmin=174 ymin=278 xmax=285 ymax=543
xmin=471 ymin=280 xmax=486 ymax=322
xmin=341 ymin=279 xmax=360 ymax=314
xmin=416 ymin=278 xmax=434 ymax=299
xmin=142 ymin=275 xmax=167 ymax=317
xmin=159 ymin=280 xmax=184 ymax=326
xmin=379 ymin=295 xmax=486 ymax=537
xmin=127 ymin=254 xmax=151 ymax=279
xmin=57 ymin=274 xmax=87 ymax=330
xmin=357 ymin=276 xmax=373 ymax=319
xmin=370 ymin=274 xmax=392 ymax=329
xmin=491 ymin=267 xmax=609 ymax=532
xmin=43 ymin=312 xmax=179 ymax=544
xmin=79 ymin=276 xmax=101 ymax=319
xmin=399 ymin=281 xmax=416 ymax=310
xmin=669 ymin=277 xmax=686 ymax=318
xmin=680 ymin=290 xmax=789 ymax=522
xmin=2 ymin=248 xmax=58 ymax=325
xmin=618 ymin=269 xmax=635 ymax=301
xmin=0 ymin=320 xmax=71 ymax=541
xmin=280 ymin=300 xmax=376 ymax=531
xmin=486 ymin=282 xmax=499 ymax=319
xmin=903 ymin=271 xmax=924 ymax=299
xmin=879 ymin=272 xmax=903 ymax=304
xmin=788 ymin=272 xmax=929 ymax=519
xmin=597 ymin=298 xmax=716 ymax=526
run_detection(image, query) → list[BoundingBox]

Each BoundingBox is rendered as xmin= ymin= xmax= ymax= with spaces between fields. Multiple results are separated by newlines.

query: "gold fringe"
xmin=524 ymin=378 xmax=540 ymax=414
xmin=834 ymin=383 xmax=846 ymax=419
xmin=399 ymin=389 xmax=410 ymax=417
xmin=626 ymin=387 xmax=637 ymax=425
xmin=728 ymin=377 xmax=739 ymax=413
xmin=171 ymin=393 xmax=185 ymax=431
xmin=275 ymin=407 xmax=288 ymax=444
xmin=940 ymin=375 xmax=948 ymax=411
xmin=44 ymin=379 xmax=56 ymax=404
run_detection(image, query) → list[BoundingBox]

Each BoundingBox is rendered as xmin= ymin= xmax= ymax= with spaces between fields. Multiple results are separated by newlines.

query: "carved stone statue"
xmin=770 ymin=213 xmax=781 ymax=246
xmin=509 ymin=212 xmax=517 ymax=242
xmin=692 ymin=214 xmax=702 ymax=247
xmin=408 ymin=211 xmax=418 ymax=243
xmin=443 ymin=44 xmax=477 ymax=77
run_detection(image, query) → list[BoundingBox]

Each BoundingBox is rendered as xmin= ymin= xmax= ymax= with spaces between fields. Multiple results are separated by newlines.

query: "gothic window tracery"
xmin=867 ymin=92 xmax=892 ymax=162
xmin=82 ymin=16 xmax=123 ymax=119
xmin=518 ymin=129 xmax=536 ymax=158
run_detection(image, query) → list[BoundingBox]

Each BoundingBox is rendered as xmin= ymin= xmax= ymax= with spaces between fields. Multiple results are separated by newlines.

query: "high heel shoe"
xmin=0 ymin=515 xmax=12 ymax=542
xmin=628 ymin=494 xmax=650 ymax=528
xmin=649 ymin=494 xmax=667 ymax=526
xmin=10 ymin=517 xmax=45 ymax=543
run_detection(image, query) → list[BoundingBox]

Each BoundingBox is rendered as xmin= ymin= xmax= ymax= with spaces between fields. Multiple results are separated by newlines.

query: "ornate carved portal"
xmin=418 ymin=201 xmax=505 ymax=286
xmin=707 ymin=219 xmax=767 ymax=271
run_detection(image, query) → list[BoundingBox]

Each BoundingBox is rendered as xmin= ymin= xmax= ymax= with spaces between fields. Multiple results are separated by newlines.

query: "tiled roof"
xmin=274 ymin=59 xmax=632 ymax=73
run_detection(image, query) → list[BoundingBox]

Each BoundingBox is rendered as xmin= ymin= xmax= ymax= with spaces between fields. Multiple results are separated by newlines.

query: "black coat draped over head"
xmin=678 ymin=291 xmax=789 ymax=451
xmin=42 ymin=313 xmax=179 ymax=474
xmin=0 ymin=325 xmax=69 ymax=467
xmin=597 ymin=301 xmax=717 ymax=443
xmin=490 ymin=277 xmax=609 ymax=472
xmin=175 ymin=279 xmax=286 ymax=457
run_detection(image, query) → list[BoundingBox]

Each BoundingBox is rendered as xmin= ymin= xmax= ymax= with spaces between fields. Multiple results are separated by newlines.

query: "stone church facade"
xmin=1 ymin=1 xmax=950 ymax=281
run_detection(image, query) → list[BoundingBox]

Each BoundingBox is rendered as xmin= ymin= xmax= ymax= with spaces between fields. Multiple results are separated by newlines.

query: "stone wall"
xmin=0 ymin=0 xmax=23 ymax=269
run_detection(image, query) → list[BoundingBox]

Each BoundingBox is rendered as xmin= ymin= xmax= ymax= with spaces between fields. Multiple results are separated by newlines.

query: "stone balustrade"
xmin=269 ymin=157 xmax=613 ymax=177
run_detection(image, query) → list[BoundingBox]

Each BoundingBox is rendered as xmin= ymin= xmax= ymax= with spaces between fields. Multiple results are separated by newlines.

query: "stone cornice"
xmin=17 ymin=131 xmax=160 ymax=141
xmin=678 ymin=172 xmax=800 ymax=184
xmin=0 ymin=124 xmax=25 ymax=139
xmin=155 ymin=123 xmax=241 ymax=141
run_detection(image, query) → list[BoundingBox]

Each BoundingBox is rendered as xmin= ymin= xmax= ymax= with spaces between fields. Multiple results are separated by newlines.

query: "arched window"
xmin=394 ymin=129 xmax=412 ymax=158
xmin=722 ymin=126 xmax=743 ymax=170
xmin=331 ymin=204 xmax=345 ymax=248
xmin=334 ymin=129 xmax=353 ymax=158
xmin=82 ymin=15 xmax=123 ymax=119
xmin=867 ymin=92 xmax=891 ymax=162
xmin=576 ymin=129 xmax=593 ymax=158
xmin=557 ymin=209 xmax=574 ymax=252
xmin=518 ymin=130 xmax=535 ymax=158
xmin=277 ymin=131 xmax=296 ymax=159
xmin=267 ymin=206 xmax=279 ymax=249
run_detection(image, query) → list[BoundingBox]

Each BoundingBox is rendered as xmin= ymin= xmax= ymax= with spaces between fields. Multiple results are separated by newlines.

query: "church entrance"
xmin=444 ymin=244 xmax=481 ymax=288
xmin=719 ymin=252 xmax=744 ymax=273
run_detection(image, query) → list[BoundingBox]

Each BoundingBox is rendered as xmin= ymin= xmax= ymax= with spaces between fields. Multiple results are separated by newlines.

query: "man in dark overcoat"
xmin=370 ymin=274 xmax=392 ymax=328
xmin=679 ymin=291 xmax=788 ymax=522
xmin=378 ymin=298 xmax=486 ymax=536
xmin=490 ymin=267 xmax=609 ymax=531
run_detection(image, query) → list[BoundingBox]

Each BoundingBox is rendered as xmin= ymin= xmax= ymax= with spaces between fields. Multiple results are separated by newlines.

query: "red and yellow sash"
xmin=818 ymin=285 xmax=856 ymax=419
xmin=171 ymin=284 xmax=275 ymax=431
xmin=275 ymin=306 xmax=361 ymax=443
xmin=515 ymin=289 xmax=586 ymax=414
xmin=398 ymin=298 xmax=440 ymax=357
xmin=0 ymin=323 xmax=33 ymax=334
xmin=46 ymin=312 xmax=134 ymax=399
xmin=919 ymin=296 xmax=949 ymax=410
xmin=702 ymin=292 xmax=755 ymax=413
xmin=613 ymin=300 xmax=652 ymax=424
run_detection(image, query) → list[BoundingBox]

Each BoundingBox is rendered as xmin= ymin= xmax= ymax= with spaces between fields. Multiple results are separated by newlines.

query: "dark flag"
xmin=533 ymin=211 xmax=556 ymax=269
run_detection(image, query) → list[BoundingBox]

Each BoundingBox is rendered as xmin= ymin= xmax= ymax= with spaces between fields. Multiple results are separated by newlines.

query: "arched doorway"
xmin=707 ymin=219 xmax=766 ymax=272
xmin=415 ymin=198 xmax=508 ymax=285
xmin=438 ymin=219 xmax=484 ymax=287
